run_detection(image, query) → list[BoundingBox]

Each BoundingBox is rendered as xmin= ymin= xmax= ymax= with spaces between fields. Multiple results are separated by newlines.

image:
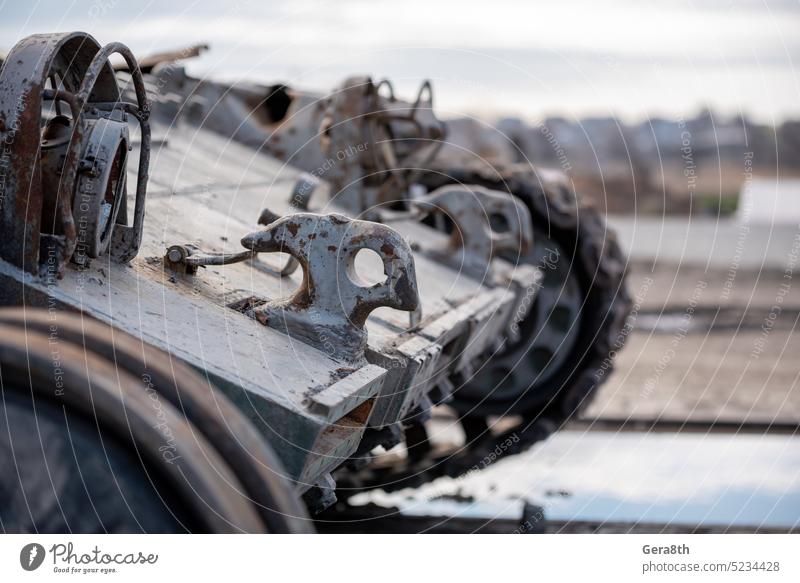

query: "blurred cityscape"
xmin=444 ymin=111 xmax=800 ymax=216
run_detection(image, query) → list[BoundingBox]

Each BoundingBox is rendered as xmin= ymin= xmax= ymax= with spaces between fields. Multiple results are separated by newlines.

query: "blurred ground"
xmin=587 ymin=326 xmax=800 ymax=422
xmin=357 ymin=430 xmax=800 ymax=531
xmin=362 ymin=227 xmax=800 ymax=530
xmin=585 ymin=218 xmax=800 ymax=423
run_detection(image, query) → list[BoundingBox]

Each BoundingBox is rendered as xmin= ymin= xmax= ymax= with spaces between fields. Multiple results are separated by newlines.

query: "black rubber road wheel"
xmin=0 ymin=308 xmax=312 ymax=533
xmin=419 ymin=168 xmax=631 ymax=420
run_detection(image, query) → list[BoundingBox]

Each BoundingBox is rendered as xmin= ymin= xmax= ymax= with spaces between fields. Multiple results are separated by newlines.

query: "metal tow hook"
xmin=241 ymin=213 xmax=420 ymax=363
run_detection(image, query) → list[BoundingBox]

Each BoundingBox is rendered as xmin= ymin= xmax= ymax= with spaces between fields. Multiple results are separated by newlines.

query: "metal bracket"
xmin=412 ymin=185 xmax=533 ymax=275
xmin=0 ymin=32 xmax=149 ymax=277
xmin=241 ymin=213 xmax=420 ymax=364
xmin=320 ymin=76 xmax=447 ymax=214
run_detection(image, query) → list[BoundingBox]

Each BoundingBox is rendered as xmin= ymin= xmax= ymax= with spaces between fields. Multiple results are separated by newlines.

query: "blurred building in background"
xmin=442 ymin=112 xmax=800 ymax=217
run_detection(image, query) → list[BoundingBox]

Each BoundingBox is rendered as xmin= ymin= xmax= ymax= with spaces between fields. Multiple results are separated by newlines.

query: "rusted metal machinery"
xmin=154 ymin=68 xmax=629 ymax=417
xmin=142 ymin=64 xmax=631 ymax=490
xmin=0 ymin=34 xmax=629 ymax=532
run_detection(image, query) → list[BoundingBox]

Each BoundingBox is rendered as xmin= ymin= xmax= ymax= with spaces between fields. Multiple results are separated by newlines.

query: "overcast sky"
xmin=2 ymin=0 xmax=798 ymax=123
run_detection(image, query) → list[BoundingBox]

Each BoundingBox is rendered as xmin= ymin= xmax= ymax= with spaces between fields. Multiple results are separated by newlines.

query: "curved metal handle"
xmin=79 ymin=42 xmax=151 ymax=263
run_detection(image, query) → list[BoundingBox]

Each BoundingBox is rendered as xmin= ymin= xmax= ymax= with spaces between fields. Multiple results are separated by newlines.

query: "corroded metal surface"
xmin=122 ymin=117 xmax=538 ymax=430
xmin=0 ymin=308 xmax=314 ymax=532
xmin=241 ymin=212 xmax=420 ymax=363
xmin=0 ymin=308 xmax=266 ymax=533
xmin=139 ymin=65 xmax=630 ymax=496
xmin=0 ymin=32 xmax=100 ymax=274
xmin=0 ymin=33 xmax=397 ymax=507
xmin=0 ymin=32 xmax=632 ymax=525
xmin=412 ymin=184 xmax=533 ymax=275
xmin=320 ymin=76 xmax=446 ymax=214
xmin=0 ymin=32 xmax=150 ymax=276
